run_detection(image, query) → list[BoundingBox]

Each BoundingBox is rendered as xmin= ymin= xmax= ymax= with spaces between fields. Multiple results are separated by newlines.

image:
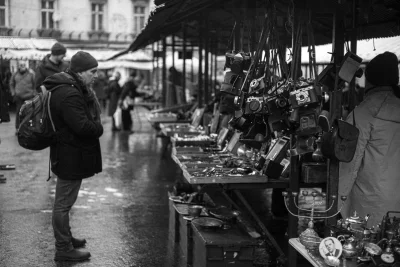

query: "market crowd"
xmin=7 ymin=42 xmax=144 ymax=134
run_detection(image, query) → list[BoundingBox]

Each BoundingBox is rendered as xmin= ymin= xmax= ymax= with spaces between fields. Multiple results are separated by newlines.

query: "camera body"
xmin=244 ymin=96 xmax=268 ymax=115
xmin=289 ymin=85 xmax=321 ymax=109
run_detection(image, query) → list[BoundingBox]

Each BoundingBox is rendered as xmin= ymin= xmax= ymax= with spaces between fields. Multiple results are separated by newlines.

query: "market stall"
xmin=120 ymin=0 xmax=400 ymax=266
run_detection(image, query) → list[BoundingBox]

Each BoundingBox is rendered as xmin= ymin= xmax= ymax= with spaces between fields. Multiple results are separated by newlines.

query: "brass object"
xmin=299 ymin=221 xmax=323 ymax=251
xmin=337 ymin=235 xmax=361 ymax=258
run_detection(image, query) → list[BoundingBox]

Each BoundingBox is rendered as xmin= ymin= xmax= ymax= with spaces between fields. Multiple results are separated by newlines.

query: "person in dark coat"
xmin=43 ymin=51 xmax=103 ymax=262
xmin=92 ymin=70 xmax=108 ymax=110
xmin=117 ymin=75 xmax=141 ymax=132
xmin=106 ymin=71 xmax=122 ymax=131
xmin=35 ymin=42 xmax=69 ymax=91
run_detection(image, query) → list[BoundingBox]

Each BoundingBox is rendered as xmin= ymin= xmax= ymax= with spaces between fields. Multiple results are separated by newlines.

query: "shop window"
xmin=133 ymin=5 xmax=146 ymax=34
xmin=91 ymin=3 xmax=104 ymax=31
xmin=41 ymin=0 xmax=55 ymax=29
xmin=0 ymin=0 xmax=7 ymax=27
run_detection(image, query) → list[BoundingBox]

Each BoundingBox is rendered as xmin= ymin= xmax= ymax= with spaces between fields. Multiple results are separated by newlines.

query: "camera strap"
xmin=307 ymin=15 xmax=318 ymax=87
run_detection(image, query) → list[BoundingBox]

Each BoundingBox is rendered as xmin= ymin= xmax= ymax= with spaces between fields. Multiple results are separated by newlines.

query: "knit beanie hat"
xmin=365 ymin=51 xmax=399 ymax=86
xmin=70 ymin=51 xmax=98 ymax=73
xmin=51 ymin=42 xmax=67 ymax=56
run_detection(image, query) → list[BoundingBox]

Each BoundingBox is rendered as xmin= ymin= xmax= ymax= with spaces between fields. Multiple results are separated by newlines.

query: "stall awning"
xmin=0 ymin=37 xmax=57 ymax=50
xmin=120 ymin=0 xmax=400 ymax=55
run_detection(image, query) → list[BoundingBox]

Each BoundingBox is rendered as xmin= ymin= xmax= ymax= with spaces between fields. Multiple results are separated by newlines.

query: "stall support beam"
xmin=162 ymin=38 xmax=167 ymax=107
xmin=348 ymin=0 xmax=358 ymax=112
xmin=288 ymin=154 xmax=300 ymax=267
xmin=204 ymin=19 xmax=209 ymax=105
xmin=233 ymin=190 xmax=287 ymax=265
xmin=182 ymin=22 xmax=187 ymax=104
xmin=198 ymin=30 xmax=203 ymax=107
xmin=326 ymin=2 xmax=345 ymax=235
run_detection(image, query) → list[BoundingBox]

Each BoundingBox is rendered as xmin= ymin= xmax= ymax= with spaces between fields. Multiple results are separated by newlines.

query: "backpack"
xmin=17 ymin=85 xmax=62 ymax=150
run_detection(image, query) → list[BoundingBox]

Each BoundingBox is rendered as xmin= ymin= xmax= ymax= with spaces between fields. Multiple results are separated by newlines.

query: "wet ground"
xmin=0 ymin=107 xmax=184 ymax=267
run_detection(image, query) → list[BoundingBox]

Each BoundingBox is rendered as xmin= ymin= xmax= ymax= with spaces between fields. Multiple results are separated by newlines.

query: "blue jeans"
xmin=52 ymin=178 xmax=82 ymax=252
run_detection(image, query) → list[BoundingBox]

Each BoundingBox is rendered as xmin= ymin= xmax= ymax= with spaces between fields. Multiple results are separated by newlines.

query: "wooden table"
xmin=289 ymin=238 xmax=358 ymax=267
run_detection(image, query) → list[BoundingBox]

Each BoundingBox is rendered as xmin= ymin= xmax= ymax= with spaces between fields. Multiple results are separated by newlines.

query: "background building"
xmin=0 ymin=0 xmax=154 ymax=86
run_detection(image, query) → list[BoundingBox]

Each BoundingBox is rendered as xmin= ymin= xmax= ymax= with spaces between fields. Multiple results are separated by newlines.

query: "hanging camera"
xmin=225 ymin=52 xmax=252 ymax=74
xmin=244 ymin=96 xmax=268 ymax=115
xmin=220 ymin=71 xmax=245 ymax=95
xmin=233 ymin=92 xmax=246 ymax=111
xmin=289 ymin=85 xmax=321 ymax=109
xmin=249 ymin=74 xmax=266 ymax=92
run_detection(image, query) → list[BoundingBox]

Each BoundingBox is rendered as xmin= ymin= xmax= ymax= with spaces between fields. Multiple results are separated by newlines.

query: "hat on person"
xmin=70 ymin=51 xmax=98 ymax=73
xmin=51 ymin=42 xmax=67 ymax=56
xmin=365 ymin=51 xmax=399 ymax=86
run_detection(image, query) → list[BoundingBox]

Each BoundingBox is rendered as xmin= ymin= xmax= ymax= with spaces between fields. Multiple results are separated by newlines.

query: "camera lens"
xmin=276 ymin=97 xmax=287 ymax=108
xmin=249 ymin=100 xmax=261 ymax=112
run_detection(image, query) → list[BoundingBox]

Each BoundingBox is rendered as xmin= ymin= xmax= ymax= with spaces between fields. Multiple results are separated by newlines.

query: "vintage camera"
xmin=225 ymin=52 xmax=252 ymax=74
xmin=220 ymin=71 xmax=245 ymax=95
xmin=244 ymin=96 xmax=268 ymax=115
xmin=263 ymin=136 xmax=291 ymax=179
xmin=289 ymin=85 xmax=321 ymax=109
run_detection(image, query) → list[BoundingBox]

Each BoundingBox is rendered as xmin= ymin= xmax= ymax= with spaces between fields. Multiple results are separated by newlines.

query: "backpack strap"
xmin=42 ymin=84 xmax=66 ymax=182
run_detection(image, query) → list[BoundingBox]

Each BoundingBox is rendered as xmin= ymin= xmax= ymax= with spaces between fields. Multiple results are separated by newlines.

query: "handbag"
xmin=321 ymin=110 xmax=359 ymax=162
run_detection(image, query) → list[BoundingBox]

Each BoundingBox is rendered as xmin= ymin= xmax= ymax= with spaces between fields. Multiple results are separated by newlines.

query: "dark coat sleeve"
xmin=34 ymin=65 xmax=45 ymax=91
xmin=61 ymin=92 xmax=103 ymax=138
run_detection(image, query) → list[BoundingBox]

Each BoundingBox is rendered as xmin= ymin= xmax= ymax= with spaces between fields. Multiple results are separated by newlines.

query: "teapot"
xmin=337 ymin=235 xmax=361 ymax=258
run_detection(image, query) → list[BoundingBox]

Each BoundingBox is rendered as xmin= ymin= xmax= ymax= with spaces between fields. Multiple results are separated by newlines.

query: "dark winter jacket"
xmin=107 ymin=79 xmax=122 ymax=117
xmin=120 ymin=77 xmax=138 ymax=101
xmin=35 ymin=54 xmax=69 ymax=91
xmin=92 ymin=76 xmax=108 ymax=100
xmin=43 ymin=72 xmax=103 ymax=180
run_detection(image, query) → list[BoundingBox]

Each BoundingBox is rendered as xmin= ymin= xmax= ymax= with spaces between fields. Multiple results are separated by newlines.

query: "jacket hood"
xmin=366 ymin=88 xmax=400 ymax=123
xmin=42 ymin=72 xmax=78 ymax=90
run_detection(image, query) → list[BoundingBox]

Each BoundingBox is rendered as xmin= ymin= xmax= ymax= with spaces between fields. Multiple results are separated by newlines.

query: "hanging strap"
xmin=42 ymin=84 xmax=64 ymax=182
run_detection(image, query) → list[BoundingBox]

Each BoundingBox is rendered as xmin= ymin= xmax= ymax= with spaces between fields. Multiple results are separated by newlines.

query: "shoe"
xmin=112 ymin=127 xmax=121 ymax=132
xmin=72 ymin=237 xmax=87 ymax=248
xmin=54 ymin=249 xmax=91 ymax=261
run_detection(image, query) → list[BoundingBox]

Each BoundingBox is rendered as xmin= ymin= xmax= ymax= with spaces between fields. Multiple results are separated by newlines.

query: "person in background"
xmin=42 ymin=51 xmax=103 ymax=261
xmin=92 ymin=70 xmax=108 ymax=110
xmin=106 ymin=71 xmax=122 ymax=131
xmin=339 ymin=51 xmax=400 ymax=228
xmin=9 ymin=61 xmax=35 ymax=133
xmin=35 ymin=42 xmax=69 ymax=91
xmin=118 ymin=74 xmax=141 ymax=133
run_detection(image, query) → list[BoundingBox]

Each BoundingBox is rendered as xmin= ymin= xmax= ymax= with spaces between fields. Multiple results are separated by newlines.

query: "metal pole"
xmin=162 ymin=38 xmax=167 ymax=107
xmin=326 ymin=1 xmax=345 ymax=234
xmin=156 ymin=41 xmax=160 ymax=92
xmin=198 ymin=32 xmax=203 ymax=107
xmin=349 ymin=0 xmax=358 ymax=112
xmin=204 ymin=20 xmax=209 ymax=105
xmin=182 ymin=23 xmax=187 ymax=103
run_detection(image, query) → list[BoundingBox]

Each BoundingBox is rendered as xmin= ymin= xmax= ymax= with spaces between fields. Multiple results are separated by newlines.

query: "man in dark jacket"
xmin=35 ymin=42 xmax=69 ymax=91
xmin=43 ymin=51 xmax=103 ymax=261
